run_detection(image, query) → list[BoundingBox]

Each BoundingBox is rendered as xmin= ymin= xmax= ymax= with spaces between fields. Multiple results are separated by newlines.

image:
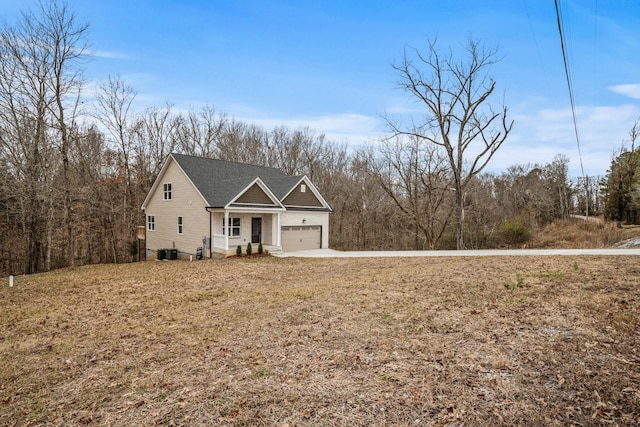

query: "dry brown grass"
xmin=1 ymin=256 xmax=639 ymax=426
xmin=530 ymin=218 xmax=640 ymax=248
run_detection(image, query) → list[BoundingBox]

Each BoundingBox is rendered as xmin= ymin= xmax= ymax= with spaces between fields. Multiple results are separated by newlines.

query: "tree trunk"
xmin=455 ymin=185 xmax=464 ymax=250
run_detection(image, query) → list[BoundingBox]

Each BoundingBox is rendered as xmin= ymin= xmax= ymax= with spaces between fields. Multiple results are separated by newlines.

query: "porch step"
xmin=268 ymin=248 xmax=282 ymax=255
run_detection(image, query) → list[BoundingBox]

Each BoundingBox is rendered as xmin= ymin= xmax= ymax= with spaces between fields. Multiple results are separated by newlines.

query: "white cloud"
xmin=235 ymin=112 xmax=383 ymax=145
xmin=89 ymin=49 xmax=132 ymax=60
xmin=609 ymin=84 xmax=640 ymax=100
xmin=383 ymin=103 xmax=424 ymax=115
xmin=503 ymin=103 xmax=640 ymax=177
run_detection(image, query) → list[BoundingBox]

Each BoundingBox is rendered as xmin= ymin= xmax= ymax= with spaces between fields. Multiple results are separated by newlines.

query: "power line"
xmin=554 ymin=0 xmax=586 ymax=178
xmin=523 ymin=0 xmax=552 ymax=103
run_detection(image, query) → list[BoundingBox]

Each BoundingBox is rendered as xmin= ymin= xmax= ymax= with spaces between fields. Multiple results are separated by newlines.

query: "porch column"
xmin=224 ymin=210 xmax=229 ymax=250
xmin=275 ymin=212 xmax=281 ymax=247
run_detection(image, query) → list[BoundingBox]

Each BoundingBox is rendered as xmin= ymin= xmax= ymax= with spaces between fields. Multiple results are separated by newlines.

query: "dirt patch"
xmin=1 ymin=256 xmax=639 ymax=426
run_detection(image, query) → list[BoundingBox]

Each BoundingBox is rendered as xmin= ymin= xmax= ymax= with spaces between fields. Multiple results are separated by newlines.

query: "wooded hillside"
xmin=0 ymin=2 xmax=615 ymax=276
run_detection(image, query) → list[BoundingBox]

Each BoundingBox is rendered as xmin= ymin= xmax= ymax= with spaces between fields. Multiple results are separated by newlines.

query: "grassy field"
xmin=1 ymin=255 xmax=639 ymax=426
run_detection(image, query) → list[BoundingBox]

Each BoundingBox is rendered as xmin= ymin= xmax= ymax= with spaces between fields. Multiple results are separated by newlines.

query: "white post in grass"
xmin=9 ymin=275 xmax=13 ymax=287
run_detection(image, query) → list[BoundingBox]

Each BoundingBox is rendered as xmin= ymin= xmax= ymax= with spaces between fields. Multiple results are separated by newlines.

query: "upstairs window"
xmin=301 ymin=184 xmax=306 ymax=193
xmin=147 ymin=215 xmax=155 ymax=231
xmin=224 ymin=217 xmax=241 ymax=237
xmin=163 ymin=183 xmax=172 ymax=200
xmin=177 ymin=216 xmax=183 ymax=234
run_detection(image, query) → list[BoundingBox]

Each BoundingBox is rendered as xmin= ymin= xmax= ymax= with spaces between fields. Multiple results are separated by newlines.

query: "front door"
xmin=251 ymin=217 xmax=262 ymax=244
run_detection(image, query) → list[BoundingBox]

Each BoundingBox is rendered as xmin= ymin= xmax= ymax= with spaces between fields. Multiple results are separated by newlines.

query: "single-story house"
xmin=141 ymin=153 xmax=332 ymax=258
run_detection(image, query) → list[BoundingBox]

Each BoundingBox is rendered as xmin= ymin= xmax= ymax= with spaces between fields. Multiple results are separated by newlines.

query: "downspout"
xmin=224 ymin=210 xmax=229 ymax=251
xmin=142 ymin=207 xmax=147 ymax=260
xmin=205 ymin=207 xmax=213 ymax=259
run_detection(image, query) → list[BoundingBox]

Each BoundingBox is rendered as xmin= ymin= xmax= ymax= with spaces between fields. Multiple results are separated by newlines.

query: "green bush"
xmin=246 ymin=242 xmax=252 ymax=255
xmin=500 ymin=218 xmax=530 ymax=245
xmin=258 ymin=242 xmax=263 ymax=255
xmin=236 ymin=245 xmax=242 ymax=257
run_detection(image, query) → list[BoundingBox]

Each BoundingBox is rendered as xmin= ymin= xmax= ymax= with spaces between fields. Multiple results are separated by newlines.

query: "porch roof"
xmin=207 ymin=206 xmax=286 ymax=213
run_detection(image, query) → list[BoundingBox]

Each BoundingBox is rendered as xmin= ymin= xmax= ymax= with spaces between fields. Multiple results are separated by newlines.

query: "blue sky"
xmin=3 ymin=0 xmax=640 ymax=177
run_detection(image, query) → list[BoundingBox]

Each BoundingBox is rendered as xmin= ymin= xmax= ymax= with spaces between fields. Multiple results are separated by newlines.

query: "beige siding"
xmin=283 ymin=182 xmax=323 ymax=207
xmin=145 ymin=159 xmax=210 ymax=256
xmin=235 ymin=183 xmax=275 ymax=205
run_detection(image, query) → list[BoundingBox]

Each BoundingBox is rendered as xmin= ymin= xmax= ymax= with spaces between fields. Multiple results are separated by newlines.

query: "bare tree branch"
xmin=386 ymin=37 xmax=513 ymax=249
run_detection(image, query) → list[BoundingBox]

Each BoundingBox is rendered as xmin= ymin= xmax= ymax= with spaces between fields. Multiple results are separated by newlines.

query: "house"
xmin=141 ymin=153 xmax=332 ymax=258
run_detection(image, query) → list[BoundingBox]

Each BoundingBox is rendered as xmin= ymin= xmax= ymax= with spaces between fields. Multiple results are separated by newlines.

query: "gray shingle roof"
xmin=171 ymin=153 xmax=300 ymax=207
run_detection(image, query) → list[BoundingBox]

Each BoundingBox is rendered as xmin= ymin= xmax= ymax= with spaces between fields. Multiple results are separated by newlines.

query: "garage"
xmin=281 ymin=225 xmax=322 ymax=252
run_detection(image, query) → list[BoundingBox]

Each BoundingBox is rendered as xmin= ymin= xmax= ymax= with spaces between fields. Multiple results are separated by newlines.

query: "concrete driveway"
xmin=273 ymin=248 xmax=640 ymax=258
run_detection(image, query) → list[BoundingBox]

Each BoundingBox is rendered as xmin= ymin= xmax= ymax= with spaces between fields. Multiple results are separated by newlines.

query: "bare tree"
xmin=0 ymin=10 xmax=53 ymax=274
xmin=133 ymin=104 xmax=178 ymax=186
xmin=174 ymin=105 xmax=228 ymax=158
xmin=0 ymin=0 xmax=87 ymax=271
xmin=45 ymin=0 xmax=89 ymax=268
xmin=94 ymin=75 xmax=137 ymax=191
xmin=388 ymin=37 xmax=513 ymax=249
xmin=93 ymin=75 xmax=142 ymax=259
xmin=370 ymin=135 xmax=454 ymax=249
xmin=544 ymin=154 xmax=572 ymax=220
xmin=267 ymin=126 xmax=328 ymax=178
xmin=217 ymin=120 xmax=268 ymax=165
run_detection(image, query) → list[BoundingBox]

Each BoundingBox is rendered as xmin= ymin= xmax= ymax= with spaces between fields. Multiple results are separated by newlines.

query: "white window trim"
xmin=224 ymin=217 xmax=241 ymax=237
xmin=147 ymin=215 xmax=155 ymax=231
xmin=163 ymin=182 xmax=172 ymax=200
xmin=177 ymin=216 xmax=183 ymax=234
xmin=301 ymin=184 xmax=306 ymax=193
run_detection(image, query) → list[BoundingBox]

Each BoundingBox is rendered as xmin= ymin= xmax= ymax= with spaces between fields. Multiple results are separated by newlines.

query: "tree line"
xmin=601 ymin=119 xmax=640 ymax=225
xmin=0 ymin=1 xmax=617 ymax=276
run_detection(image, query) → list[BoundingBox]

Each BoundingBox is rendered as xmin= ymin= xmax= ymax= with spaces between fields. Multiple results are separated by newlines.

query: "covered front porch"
xmin=209 ymin=208 xmax=284 ymax=256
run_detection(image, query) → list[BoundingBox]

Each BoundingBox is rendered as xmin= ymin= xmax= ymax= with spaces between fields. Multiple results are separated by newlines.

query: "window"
xmin=224 ymin=217 xmax=240 ymax=237
xmin=301 ymin=184 xmax=306 ymax=193
xmin=177 ymin=216 xmax=183 ymax=234
xmin=163 ymin=183 xmax=172 ymax=200
xmin=147 ymin=215 xmax=155 ymax=231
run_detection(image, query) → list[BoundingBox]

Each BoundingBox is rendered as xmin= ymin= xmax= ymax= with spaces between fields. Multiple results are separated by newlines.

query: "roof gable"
xmin=279 ymin=176 xmax=332 ymax=211
xmin=282 ymin=181 xmax=324 ymax=207
xmin=234 ymin=182 xmax=277 ymax=205
xmin=227 ymin=176 xmax=283 ymax=209
xmin=141 ymin=154 xmax=208 ymax=210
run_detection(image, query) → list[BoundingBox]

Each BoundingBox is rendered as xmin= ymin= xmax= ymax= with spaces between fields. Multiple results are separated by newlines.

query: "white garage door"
xmin=281 ymin=226 xmax=321 ymax=252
